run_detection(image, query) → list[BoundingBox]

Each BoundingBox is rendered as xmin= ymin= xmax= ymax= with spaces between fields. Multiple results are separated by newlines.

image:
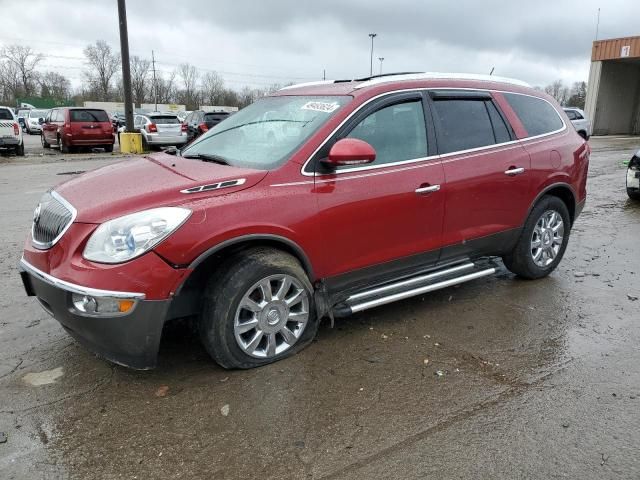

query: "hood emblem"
xmin=180 ymin=178 xmax=246 ymax=194
xmin=33 ymin=204 xmax=42 ymax=224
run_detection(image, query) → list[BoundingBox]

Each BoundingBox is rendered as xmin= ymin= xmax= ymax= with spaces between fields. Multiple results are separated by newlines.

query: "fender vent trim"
xmin=180 ymin=178 xmax=246 ymax=194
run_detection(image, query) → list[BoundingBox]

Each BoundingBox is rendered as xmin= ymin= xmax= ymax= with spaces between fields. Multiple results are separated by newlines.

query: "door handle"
xmin=504 ymin=167 xmax=525 ymax=176
xmin=415 ymin=184 xmax=441 ymax=194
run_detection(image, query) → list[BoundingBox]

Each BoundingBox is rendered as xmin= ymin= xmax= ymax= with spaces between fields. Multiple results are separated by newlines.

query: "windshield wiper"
xmin=182 ymin=153 xmax=229 ymax=165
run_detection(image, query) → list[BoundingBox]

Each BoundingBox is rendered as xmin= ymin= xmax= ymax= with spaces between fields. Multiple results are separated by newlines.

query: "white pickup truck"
xmin=0 ymin=106 xmax=25 ymax=156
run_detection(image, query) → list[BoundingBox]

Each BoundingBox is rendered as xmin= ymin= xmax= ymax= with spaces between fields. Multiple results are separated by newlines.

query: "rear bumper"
xmin=145 ymin=134 xmax=188 ymax=145
xmin=0 ymin=137 xmax=20 ymax=147
xmin=69 ymin=137 xmax=115 ymax=146
xmin=19 ymin=257 xmax=170 ymax=369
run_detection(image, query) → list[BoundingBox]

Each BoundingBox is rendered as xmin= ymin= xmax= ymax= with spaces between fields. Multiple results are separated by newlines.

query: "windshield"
xmin=182 ymin=95 xmax=350 ymax=170
xmin=29 ymin=109 xmax=47 ymax=118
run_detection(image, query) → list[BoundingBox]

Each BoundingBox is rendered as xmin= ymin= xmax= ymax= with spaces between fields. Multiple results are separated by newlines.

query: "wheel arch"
xmin=169 ymin=235 xmax=316 ymax=319
xmin=529 ymin=182 xmax=577 ymax=225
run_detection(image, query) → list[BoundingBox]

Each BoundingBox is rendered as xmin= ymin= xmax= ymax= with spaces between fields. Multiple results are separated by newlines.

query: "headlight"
xmin=83 ymin=207 xmax=191 ymax=263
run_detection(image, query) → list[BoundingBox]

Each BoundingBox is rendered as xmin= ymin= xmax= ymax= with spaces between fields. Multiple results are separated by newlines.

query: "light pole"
xmin=368 ymin=33 xmax=377 ymax=76
xmin=378 ymin=57 xmax=384 ymax=75
xmin=117 ymin=0 xmax=134 ymax=133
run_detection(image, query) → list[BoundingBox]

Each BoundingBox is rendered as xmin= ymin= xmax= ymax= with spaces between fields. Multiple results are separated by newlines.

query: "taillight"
xmin=199 ymin=122 xmax=209 ymax=132
xmin=147 ymin=123 xmax=157 ymax=133
xmin=181 ymin=123 xmax=187 ymax=132
xmin=13 ymin=123 xmax=19 ymax=135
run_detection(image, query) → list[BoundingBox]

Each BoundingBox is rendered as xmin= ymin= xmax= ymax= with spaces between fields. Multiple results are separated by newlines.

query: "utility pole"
xmin=489 ymin=66 xmax=495 ymax=76
xmin=323 ymin=69 xmax=326 ymax=80
xmin=117 ymin=0 xmax=134 ymax=133
xmin=152 ymin=49 xmax=158 ymax=111
xmin=368 ymin=33 xmax=377 ymax=77
xmin=595 ymin=8 xmax=601 ymax=40
xmin=378 ymin=57 xmax=384 ymax=75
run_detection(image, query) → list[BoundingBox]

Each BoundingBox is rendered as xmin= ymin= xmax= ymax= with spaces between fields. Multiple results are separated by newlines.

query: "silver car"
xmin=26 ymin=109 xmax=48 ymax=134
xmin=119 ymin=113 xmax=188 ymax=149
xmin=563 ymin=107 xmax=591 ymax=140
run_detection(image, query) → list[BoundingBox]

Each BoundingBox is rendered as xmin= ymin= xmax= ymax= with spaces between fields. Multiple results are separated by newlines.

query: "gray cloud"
xmin=1 ymin=0 xmax=639 ymax=88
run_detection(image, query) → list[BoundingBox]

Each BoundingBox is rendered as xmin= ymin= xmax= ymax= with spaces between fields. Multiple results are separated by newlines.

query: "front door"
xmin=428 ymin=91 xmax=532 ymax=261
xmin=311 ymin=92 xmax=446 ymax=291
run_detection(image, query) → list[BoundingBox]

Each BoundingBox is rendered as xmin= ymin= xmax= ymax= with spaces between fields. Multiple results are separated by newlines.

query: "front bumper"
xmin=19 ymin=258 xmax=171 ymax=369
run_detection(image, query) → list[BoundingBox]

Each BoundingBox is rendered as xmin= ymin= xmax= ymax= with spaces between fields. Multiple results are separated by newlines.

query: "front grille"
xmin=32 ymin=192 xmax=75 ymax=249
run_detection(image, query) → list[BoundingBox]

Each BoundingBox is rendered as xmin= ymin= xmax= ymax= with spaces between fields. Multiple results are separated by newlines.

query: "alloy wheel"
xmin=234 ymin=274 xmax=309 ymax=359
xmin=530 ymin=210 xmax=564 ymax=267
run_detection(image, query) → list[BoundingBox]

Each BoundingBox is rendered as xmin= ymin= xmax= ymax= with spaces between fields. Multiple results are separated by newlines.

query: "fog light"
xmin=72 ymin=294 xmax=137 ymax=316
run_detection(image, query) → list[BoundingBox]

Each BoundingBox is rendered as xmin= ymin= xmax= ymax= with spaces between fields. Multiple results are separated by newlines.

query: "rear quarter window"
xmin=70 ymin=109 xmax=110 ymax=122
xmin=504 ymin=93 xmax=564 ymax=137
xmin=0 ymin=108 xmax=14 ymax=120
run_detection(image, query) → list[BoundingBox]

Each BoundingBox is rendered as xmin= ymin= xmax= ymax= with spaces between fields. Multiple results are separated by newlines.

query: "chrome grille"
xmin=32 ymin=192 xmax=76 ymax=249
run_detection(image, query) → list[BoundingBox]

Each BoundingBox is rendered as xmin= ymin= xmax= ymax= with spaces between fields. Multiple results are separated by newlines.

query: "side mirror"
xmin=322 ymin=138 xmax=376 ymax=167
xmin=38 ymin=118 xmax=45 ymax=124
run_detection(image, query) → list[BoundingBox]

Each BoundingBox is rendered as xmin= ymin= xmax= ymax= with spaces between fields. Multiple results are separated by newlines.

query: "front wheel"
xmin=502 ymin=196 xmax=571 ymax=279
xmin=41 ymin=133 xmax=50 ymax=149
xmin=199 ymin=248 xmax=318 ymax=369
xmin=103 ymin=144 xmax=113 ymax=153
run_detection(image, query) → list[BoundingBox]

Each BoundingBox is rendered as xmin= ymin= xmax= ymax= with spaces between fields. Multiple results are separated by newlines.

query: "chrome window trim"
xmin=32 ymin=190 xmax=78 ymax=250
xmin=19 ymin=257 xmax=146 ymax=299
xmin=300 ymin=87 xmax=566 ymax=177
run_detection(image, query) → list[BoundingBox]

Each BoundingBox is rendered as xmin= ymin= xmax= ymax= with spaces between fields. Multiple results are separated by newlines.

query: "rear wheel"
xmin=58 ymin=135 xmax=70 ymax=154
xmin=578 ymin=130 xmax=589 ymax=141
xmin=142 ymin=136 xmax=149 ymax=151
xmin=16 ymin=142 xmax=25 ymax=156
xmin=502 ymin=196 xmax=571 ymax=279
xmin=199 ymin=248 xmax=318 ymax=369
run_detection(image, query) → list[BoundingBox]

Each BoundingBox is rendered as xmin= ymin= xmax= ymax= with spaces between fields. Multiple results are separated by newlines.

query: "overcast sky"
xmin=1 ymin=0 xmax=639 ymax=90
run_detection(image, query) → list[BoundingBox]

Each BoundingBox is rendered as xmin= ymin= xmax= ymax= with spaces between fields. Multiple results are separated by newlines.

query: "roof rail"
xmin=279 ymin=80 xmax=336 ymax=91
xmin=353 ymin=72 xmax=531 ymax=89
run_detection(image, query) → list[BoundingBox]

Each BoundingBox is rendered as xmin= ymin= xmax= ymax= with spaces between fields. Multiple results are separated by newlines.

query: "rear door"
xmin=70 ymin=109 xmax=112 ymax=141
xmin=430 ymin=90 xmax=532 ymax=261
xmin=312 ymin=92 xmax=446 ymax=289
xmin=149 ymin=115 xmax=181 ymax=138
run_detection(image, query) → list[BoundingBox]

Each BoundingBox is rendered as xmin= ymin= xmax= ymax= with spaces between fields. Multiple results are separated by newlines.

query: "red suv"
xmin=19 ymin=73 xmax=589 ymax=370
xmin=41 ymin=107 xmax=115 ymax=153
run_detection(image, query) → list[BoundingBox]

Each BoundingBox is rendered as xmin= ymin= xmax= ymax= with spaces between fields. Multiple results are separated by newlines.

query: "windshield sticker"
xmin=301 ymin=101 xmax=340 ymax=113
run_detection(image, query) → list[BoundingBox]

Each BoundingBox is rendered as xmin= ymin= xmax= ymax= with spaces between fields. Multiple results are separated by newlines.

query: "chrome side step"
xmin=333 ymin=262 xmax=496 ymax=316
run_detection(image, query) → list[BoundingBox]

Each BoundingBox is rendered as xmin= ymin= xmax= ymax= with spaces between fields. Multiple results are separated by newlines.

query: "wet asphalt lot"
xmin=1 ymin=136 xmax=639 ymax=479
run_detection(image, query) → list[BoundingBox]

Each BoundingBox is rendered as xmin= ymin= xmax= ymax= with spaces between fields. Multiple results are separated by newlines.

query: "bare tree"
xmin=544 ymin=79 xmax=570 ymax=106
xmin=201 ymin=71 xmax=225 ymax=106
xmin=155 ymin=71 xmax=176 ymax=104
xmin=0 ymin=57 xmax=22 ymax=103
xmin=130 ymin=56 xmax=151 ymax=106
xmin=0 ymin=45 xmax=43 ymax=97
xmin=566 ymin=81 xmax=587 ymax=110
xmin=39 ymin=71 xmax=71 ymax=100
xmin=83 ymin=40 xmax=120 ymax=101
xmin=177 ymin=63 xmax=200 ymax=109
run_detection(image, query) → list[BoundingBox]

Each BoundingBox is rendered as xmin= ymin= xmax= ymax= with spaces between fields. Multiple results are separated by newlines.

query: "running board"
xmin=333 ymin=262 xmax=496 ymax=317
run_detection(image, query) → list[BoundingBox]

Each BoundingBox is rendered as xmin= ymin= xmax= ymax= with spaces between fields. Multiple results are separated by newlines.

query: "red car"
xmin=19 ymin=73 xmax=589 ymax=369
xmin=41 ymin=107 xmax=115 ymax=153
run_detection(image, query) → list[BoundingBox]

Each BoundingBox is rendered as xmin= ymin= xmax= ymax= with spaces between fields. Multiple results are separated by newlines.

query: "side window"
xmin=574 ymin=111 xmax=584 ymax=120
xmin=345 ymin=100 xmax=428 ymax=166
xmin=565 ymin=110 xmax=577 ymax=120
xmin=486 ymin=101 xmax=511 ymax=144
xmin=432 ymin=99 xmax=496 ymax=154
xmin=503 ymin=93 xmax=564 ymax=137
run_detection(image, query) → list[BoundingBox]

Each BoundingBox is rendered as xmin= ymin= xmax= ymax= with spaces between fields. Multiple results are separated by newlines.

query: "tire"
xmin=627 ymin=165 xmax=640 ymax=201
xmin=578 ymin=131 xmax=589 ymax=141
xmin=104 ymin=144 xmax=113 ymax=153
xmin=199 ymin=248 xmax=318 ymax=369
xmin=41 ymin=133 xmax=50 ymax=149
xmin=502 ymin=195 xmax=571 ymax=279
xmin=59 ymin=136 xmax=70 ymax=154
xmin=16 ymin=142 xmax=25 ymax=156
xmin=142 ymin=136 xmax=149 ymax=151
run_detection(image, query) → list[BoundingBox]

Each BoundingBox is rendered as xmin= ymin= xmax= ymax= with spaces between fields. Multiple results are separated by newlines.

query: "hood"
xmin=55 ymin=152 xmax=268 ymax=223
